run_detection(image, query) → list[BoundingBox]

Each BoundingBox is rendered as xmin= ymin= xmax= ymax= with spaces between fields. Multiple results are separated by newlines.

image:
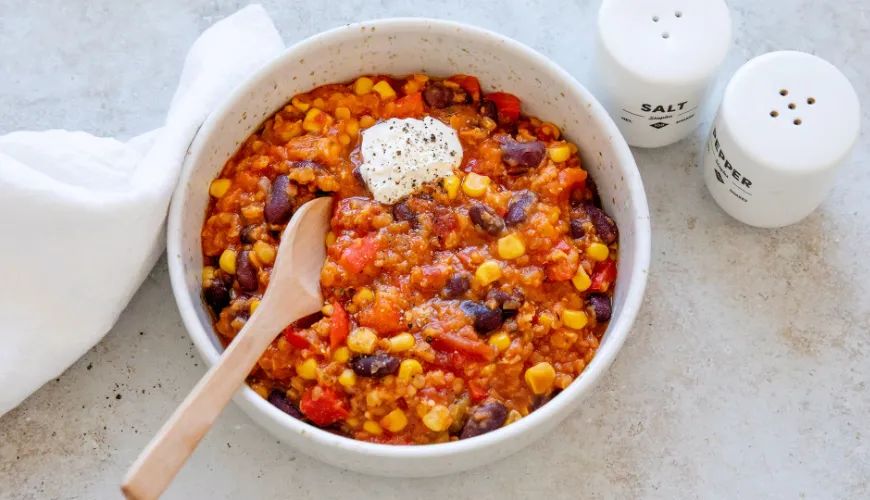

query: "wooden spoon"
xmin=121 ymin=196 xmax=333 ymax=500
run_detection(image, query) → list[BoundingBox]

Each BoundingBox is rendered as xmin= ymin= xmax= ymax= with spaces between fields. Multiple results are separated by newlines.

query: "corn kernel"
xmin=489 ymin=332 xmax=511 ymax=352
xmin=398 ymin=359 xmax=423 ymax=381
xmin=353 ymin=76 xmax=374 ymax=95
xmin=333 ymin=346 xmax=350 ymax=363
xmin=372 ymin=80 xmax=397 ymax=100
xmin=587 ymin=243 xmax=610 ymax=262
xmin=251 ymin=383 xmax=270 ymax=399
xmin=302 ymin=108 xmax=332 ymax=133
xmin=209 ymin=179 xmax=232 ymax=198
xmin=338 ymin=368 xmax=356 ymax=387
xmin=389 ymin=333 xmax=416 ymax=352
xmin=525 ymin=362 xmax=556 ymax=395
xmin=359 ymin=115 xmax=376 ymax=128
xmin=475 ymin=260 xmax=502 ymax=286
xmin=422 ymin=405 xmax=452 ymax=432
xmin=347 ymin=327 xmax=378 ymax=354
xmin=363 ymin=420 xmax=383 ymax=435
xmin=497 ymin=234 xmax=526 ymax=260
xmin=202 ymin=266 xmax=216 ymax=282
xmin=380 ymin=409 xmax=408 ymax=433
xmin=219 ymin=249 xmax=236 ymax=274
xmin=252 ymin=241 xmax=276 ymax=265
xmin=462 ymin=172 xmax=490 ymax=197
xmin=296 ymin=358 xmax=318 ymax=380
xmin=291 ymin=97 xmax=310 ymax=112
xmin=538 ymin=312 xmax=554 ymax=328
xmin=562 ymin=309 xmax=588 ymax=330
xmin=443 ymin=175 xmax=461 ymax=199
xmin=311 ymin=97 xmax=325 ymax=110
xmin=338 ymin=133 xmax=351 ymax=146
xmin=249 ymin=299 xmax=261 ymax=315
xmin=352 ymin=287 xmax=374 ymax=305
xmin=506 ymin=409 xmax=523 ymax=425
xmin=345 ymin=119 xmax=360 ymax=137
xmin=335 ymin=107 xmax=351 ymax=120
xmin=325 ymin=231 xmax=336 ymax=246
xmin=572 ymin=267 xmax=592 ymax=292
xmin=548 ymin=144 xmax=572 ymax=163
xmin=346 ymin=417 xmax=359 ymax=428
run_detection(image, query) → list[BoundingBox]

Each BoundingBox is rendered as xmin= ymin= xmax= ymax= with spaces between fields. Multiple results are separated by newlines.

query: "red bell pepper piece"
xmin=589 ymin=260 xmax=617 ymax=293
xmin=484 ymin=92 xmax=521 ymax=122
xmin=391 ymin=91 xmax=425 ymax=118
xmin=282 ymin=326 xmax=310 ymax=349
xmin=339 ymin=235 xmax=378 ymax=274
xmin=430 ymin=332 xmax=495 ymax=362
xmin=299 ymin=386 xmax=349 ymax=427
xmin=451 ymin=74 xmax=481 ymax=102
xmin=329 ymin=301 xmax=349 ymax=350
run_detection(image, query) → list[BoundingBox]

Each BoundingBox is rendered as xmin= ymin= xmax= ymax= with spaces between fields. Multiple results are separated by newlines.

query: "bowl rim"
xmin=167 ymin=17 xmax=651 ymax=460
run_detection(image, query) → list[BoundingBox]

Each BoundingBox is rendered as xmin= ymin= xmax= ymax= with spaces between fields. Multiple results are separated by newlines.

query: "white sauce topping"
xmin=359 ymin=117 xmax=462 ymax=204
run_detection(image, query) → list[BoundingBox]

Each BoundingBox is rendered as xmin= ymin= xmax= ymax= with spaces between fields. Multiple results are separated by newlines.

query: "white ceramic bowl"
xmin=168 ymin=18 xmax=651 ymax=477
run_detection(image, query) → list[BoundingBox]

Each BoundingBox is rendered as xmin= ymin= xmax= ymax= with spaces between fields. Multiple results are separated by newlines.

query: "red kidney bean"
xmin=485 ymin=288 xmax=524 ymax=318
xmin=588 ymin=293 xmax=612 ymax=322
xmin=460 ymin=300 xmax=503 ymax=334
xmin=235 ymin=251 xmax=259 ymax=292
xmin=570 ymin=218 xmax=586 ymax=239
xmin=203 ymin=280 xmax=230 ymax=313
xmin=504 ymin=190 xmax=537 ymax=227
xmin=423 ymin=82 xmax=466 ymax=109
xmin=392 ymin=200 xmax=416 ymax=224
xmin=459 ymin=402 xmax=508 ymax=439
xmin=441 ymin=274 xmax=470 ymax=299
xmin=265 ymin=174 xmax=294 ymax=225
xmin=469 ymin=203 xmax=505 ymax=236
xmin=350 ymin=354 xmax=401 ymax=378
xmin=584 ymin=203 xmax=619 ymax=245
xmin=499 ymin=136 xmax=546 ymax=175
xmin=267 ymin=390 xmax=303 ymax=420
xmin=480 ymin=99 xmax=498 ymax=123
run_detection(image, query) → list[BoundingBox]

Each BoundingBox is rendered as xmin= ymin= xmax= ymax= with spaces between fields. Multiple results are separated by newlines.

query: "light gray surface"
xmin=1 ymin=0 xmax=868 ymax=498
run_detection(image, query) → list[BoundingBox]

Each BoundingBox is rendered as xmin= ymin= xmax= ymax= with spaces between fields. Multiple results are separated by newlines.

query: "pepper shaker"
xmin=702 ymin=51 xmax=861 ymax=228
xmin=595 ymin=0 xmax=732 ymax=148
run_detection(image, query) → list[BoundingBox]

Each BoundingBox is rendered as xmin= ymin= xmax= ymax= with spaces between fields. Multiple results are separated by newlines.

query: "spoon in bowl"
xmin=121 ymin=196 xmax=333 ymax=500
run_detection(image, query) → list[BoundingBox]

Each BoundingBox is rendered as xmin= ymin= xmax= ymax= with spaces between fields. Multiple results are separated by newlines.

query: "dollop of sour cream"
xmin=359 ymin=117 xmax=462 ymax=204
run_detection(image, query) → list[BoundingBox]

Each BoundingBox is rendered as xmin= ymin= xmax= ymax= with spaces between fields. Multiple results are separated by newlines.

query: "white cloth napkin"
xmin=0 ymin=5 xmax=284 ymax=416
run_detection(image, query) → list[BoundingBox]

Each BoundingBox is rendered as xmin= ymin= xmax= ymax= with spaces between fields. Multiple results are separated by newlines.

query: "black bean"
xmin=423 ymin=82 xmax=466 ymax=109
xmin=350 ymin=354 xmax=401 ymax=378
xmin=392 ymin=200 xmax=416 ymax=224
xmin=486 ymin=288 xmax=523 ymax=313
xmin=504 ymin=190 xmax=537 ymax=227
xmin=203 ymin=280 xmax=230 ymax=313
xmin=265 ymin=174 xmax=293 ymax=225
xmin=570 ymin=218 xmax=586 ymax=239
xmin=460 ymin=300 xmax=503 ymax=334
xmin=588 ymin=293 xmax=612 ymax=322
xmin=235 ymin=250 xmax=259 ymax=292
xmin=441 ymin=274 xmax=470 ymax=299
xmin=469 ymin=203 xmax=505 ymax=236
xmin=480 ymin=99 xmax=498 ymax=123
xmin=499 ymin=137 xmax=546 ymax=175
xmin=240 ymin=225 xmax=257 ymax=244
xmin=267 ymin=390 xmax=303 ymax=420
xmin=459 ymin=402 xmax=508 ymax=439
xmin=530 ymin=389 xmax=562 ymax=412
xmin=585 ymin=203 xmax=619 ymax=245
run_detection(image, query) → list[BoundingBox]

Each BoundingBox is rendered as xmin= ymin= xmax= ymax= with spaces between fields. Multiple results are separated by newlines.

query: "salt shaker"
xmin=595 ymin=0 xmax=732 ymax=148
xmin=702 ymin=51 xmax=861 ymax=228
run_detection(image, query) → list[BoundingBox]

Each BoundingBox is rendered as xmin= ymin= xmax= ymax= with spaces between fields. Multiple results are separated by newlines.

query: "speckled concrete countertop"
xmin=1 ymin=1 xmax=868 ymax=498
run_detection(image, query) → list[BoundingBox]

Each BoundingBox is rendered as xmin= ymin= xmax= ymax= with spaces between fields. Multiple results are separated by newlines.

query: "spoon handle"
xmin=120 ymin=310 xmax=292 ymax=500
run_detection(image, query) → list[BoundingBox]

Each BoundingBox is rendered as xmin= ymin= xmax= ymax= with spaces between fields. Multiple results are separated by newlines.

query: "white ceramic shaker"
xmin=702 ymin=51 xmax=861 ymax=228
xmin=595 ymin=0 xmax=732 ymax=148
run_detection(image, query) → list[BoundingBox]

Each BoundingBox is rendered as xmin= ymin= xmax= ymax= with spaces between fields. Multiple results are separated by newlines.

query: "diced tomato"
xmin=430 ymin=332 xmax=496 ymax=362
xmin=299 ymin=386 xmax=348 ymax=427
xmin=467 ymin=379 xmax=489 ymax=402
xmin=390 ymin=91 xmax=425 ymax=118
xmin=451 ymin=74 xmax=481 ymax=102
xmin=357 ymin=297 xmax=404 ymax=334
xmin=558 ymin=168 xmax=588 ymax=191
xmin=329 ymin=302 xmax=349 ymax=350
xmin=339 ymin=235 xmax=378 ymax=274
xmin=589 ymin=259 xmax=617 ymax=293
xmin=282 ymin=326 xmax=310 ymax=349
xmin=484 ymin=92 xmax=521 ymax=122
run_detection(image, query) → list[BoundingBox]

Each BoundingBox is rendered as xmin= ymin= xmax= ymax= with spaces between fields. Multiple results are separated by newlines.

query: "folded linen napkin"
xmin=0 ymin=5 xmax=284 ymax=416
